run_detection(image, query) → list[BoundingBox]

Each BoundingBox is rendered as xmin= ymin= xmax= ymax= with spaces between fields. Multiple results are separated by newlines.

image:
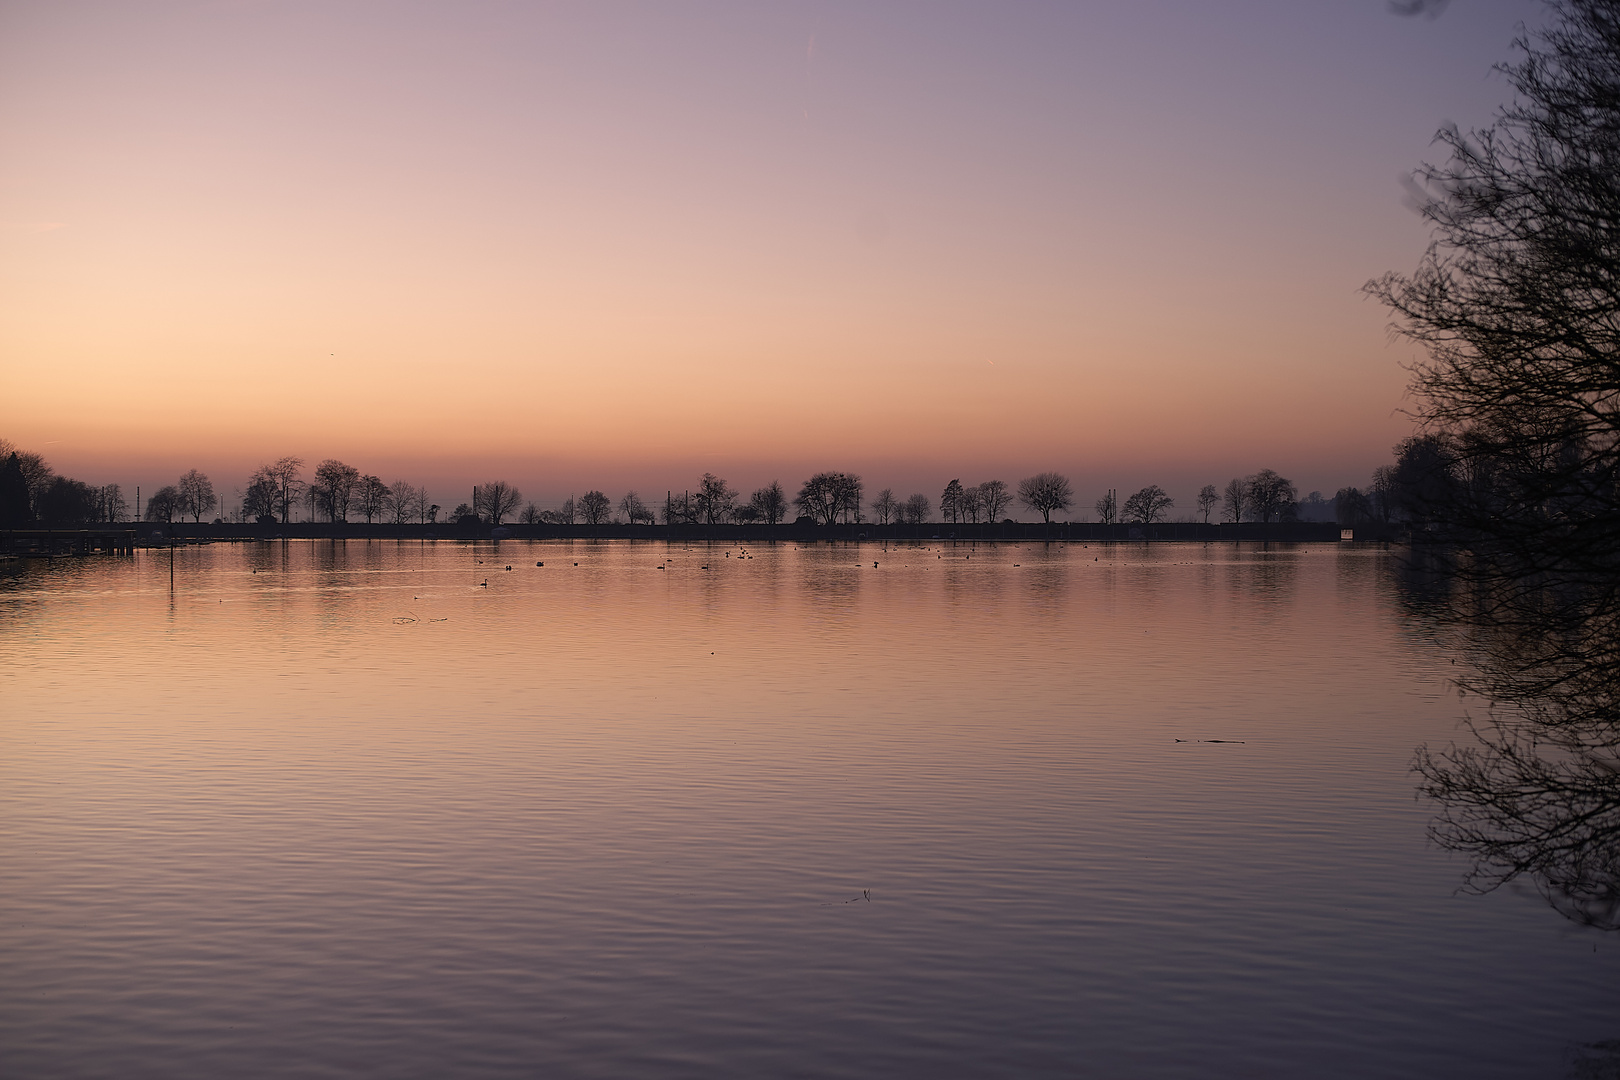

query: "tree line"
xmin=0 ymin=441 xmax=1342 ymax=532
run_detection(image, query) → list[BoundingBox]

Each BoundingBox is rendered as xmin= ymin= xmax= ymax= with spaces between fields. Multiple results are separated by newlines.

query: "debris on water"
xmin=1175 ymin=739 xmax=1247 ymax=744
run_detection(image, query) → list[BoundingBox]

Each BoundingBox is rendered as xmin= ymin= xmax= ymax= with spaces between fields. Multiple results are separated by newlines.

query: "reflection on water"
xmin=2 ymin=540 xmax=1617 ymax=1078
xmin=1398 ymin=546 xmax=1620 ymax=930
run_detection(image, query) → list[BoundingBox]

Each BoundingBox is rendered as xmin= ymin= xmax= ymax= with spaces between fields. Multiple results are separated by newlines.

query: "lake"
xmin=2 ymin=540 xmax=1614 ymax=1078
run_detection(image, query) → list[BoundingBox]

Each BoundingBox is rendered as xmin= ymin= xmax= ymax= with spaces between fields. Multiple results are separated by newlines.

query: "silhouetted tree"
xmin=1370 ymin=465 xmax=1398 ymax=523
xmin=40 ymin=477 xmax=97 ymax=526
xmin=145 ymin=485 xmax=181 ymax=523
xmin=1335 ymin=487 xmax=1373 ymax=528
xmin=869 ymin=488 xmax=898 ymax=525
xmin=940 ymin=479 xmax=965 ymax=523
xmin=1246 ymin=470 xmax=1296 ymax=523
xmin=0 ymin=439 xmax=55 ymax=517
xmin=475 ymin=480 xmax=522 ymax=526
xmin=450 ymin=502 xmax=474 ymax=523
xmin=177 ymin=469 xmax=216 ymax=522
xmin=1017 ymin=472 xmax=1072 ymax=524
xmin=1124 ymin=484 xmax=1173 ymax=524
xmin=749 ymin=481 xmax=787 ymax=525
xmin=796 ymin=472 xmax=862 ymax=525
xmin=960 ymin=484 xmax=985 ymax=523
xmin=661 ymin=492 xmax=693 ymax=525
xmin=554 ymin=496 xmax=577 ymax=525
xmin=1197 ymin=484 xmax=1220 ymax=524
xmin=1094 ymin=489 xmax=1118 ymax=525
xmin=621 ymin=491 xmax=655 ymax=524
xmin=1386 ymin=434 xmax=1462 ymax=525
xmin=694 ymin=473 xmax=738 ymax=525
xmin=902 ymin=493 xmax=931 ymax=525
xmin=1296 ymin=490 xmax=1333 ymax=522
xmin=311 ymin=460 xmax=359 ymax=522
xmin=243 ymin=477 xmax=279 ymax=522
xmin=979 ymin=479 xmax=1011 ymax=522
xmin=0 ymin=453 xmax=31 ymax=526
xmin=250 ymin=457 xmax=304 ymax=524
xmin=1221 ymin=477 xmax=1247 ymax=523
xmin=97 ymin=483 xmax=127 ymax=523
xmin=0 ymin=453 xmax=30 ymax=524
xmin=355 ymin=474 xmax=389 ymax=523
xmin=1367 ymin=0 xmax=1620 ymax=575
xmin=387 ymin=480 xmax=421 ymax=524
xmin=579 ymin=489 xmax=611 ymax=525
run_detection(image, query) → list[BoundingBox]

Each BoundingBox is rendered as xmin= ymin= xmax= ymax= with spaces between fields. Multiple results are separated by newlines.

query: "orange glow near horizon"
xmin=0 ymin=2 xmax=1536 ymax=505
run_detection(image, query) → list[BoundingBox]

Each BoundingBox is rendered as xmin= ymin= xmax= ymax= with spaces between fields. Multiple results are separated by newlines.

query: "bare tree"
xmin=1197 ymin=484 xmax=1220 ymax=524
xmin=661 ymin=491 xmax=694 ymax=525
xmin=310 ymin=460 xmax=360 ymax=522
xmin=355 ymin=474 xmax=389 ymax=523
xmin=145 ymin=485 xmax=181 ymax=523
xmin=693 ymin=473 xmax=738 ymax=525
xmin=1245 ymin=469 xmax=1296 ymax=523
xmin=902 ymin=493 xmax=932 ymax=525
xmin=1017 ymin=472 xmax=1073 ymax=524
xmin=250 ymin=457 xmax=304 ymax=524
xmin=960 ymin=484 xmax=984 ymax=523
xmin=520 ymin=502 xmax=544 ymax=525
xmin=175 ymin=469 xmax=217 ymax=522
xmin=979 ymin=479 xmax=1011 ymax=522
xmin=750 ymin=481 xmax=787 ymax=525
xmin=1366 ymin=0 xmax=1620 ymax=577
xmin=940 ymin=479 xmax=964 ymax=523
xmin=98 ymin=483 xmax=127 ymax=522
xmin=475 ymin=480 xmax=523 ymax=526
xmin=1094 ymin=489 xmax=1118 ymax=526
xmin=869 ymin=488 xmax=898 ymax=525
xmin=243 ymin=476 xmax=278 ymax=522
xmin=387 ymin=480 xmax=419 ymax=524
xmin=0 ymin=439 xmax=56 ymax=519
xmin=1221 ymin=478 xmax=1247 ymax=523
xmin=795 ymin=472 xmax=862 ymax=525
xmin=1123 ymin=485 xmax=1174 ymax=524
xmin=1335 ymin=487 xmax=1373 ymax=528
xmin=579 ymin=490 xmax=611 ymax=525
xmin=620 ymin=490 xmax=654 ymax=524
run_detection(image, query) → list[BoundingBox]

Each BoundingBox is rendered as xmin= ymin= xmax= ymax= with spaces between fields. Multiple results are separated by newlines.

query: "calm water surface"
xmin=2 ymin=540 xmax=1615 ymax=1078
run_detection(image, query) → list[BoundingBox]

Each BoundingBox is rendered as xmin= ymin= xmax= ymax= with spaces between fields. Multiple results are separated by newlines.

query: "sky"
xmin=0 ymin=0 xmax=1543 ymax=514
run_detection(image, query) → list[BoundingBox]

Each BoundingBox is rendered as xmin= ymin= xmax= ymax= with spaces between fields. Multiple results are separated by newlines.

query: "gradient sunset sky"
xmin=1 ymin=0 xmax=1540 ymax=512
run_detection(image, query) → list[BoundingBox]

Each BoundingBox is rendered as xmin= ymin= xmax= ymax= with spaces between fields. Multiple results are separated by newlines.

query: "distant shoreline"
xmin=121 ymin=520 xmax=1347 ymax=543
